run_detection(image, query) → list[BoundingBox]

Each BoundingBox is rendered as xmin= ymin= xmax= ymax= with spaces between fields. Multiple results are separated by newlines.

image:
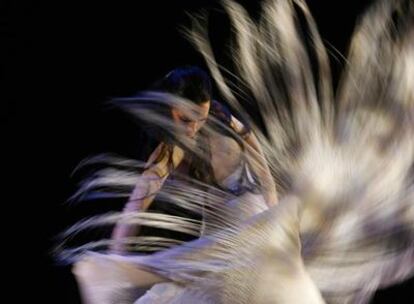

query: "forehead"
xmin=196 ymin=101 xmax=211 ymax=115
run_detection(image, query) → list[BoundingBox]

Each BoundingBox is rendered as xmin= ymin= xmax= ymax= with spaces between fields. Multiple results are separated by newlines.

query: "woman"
xmin=64 ymin=0 xmax=414 ymax=303
xmin=68 ymin=66 xmax=279 ymax=303
xmin=109 ymin=66 xmax=278 ymax=252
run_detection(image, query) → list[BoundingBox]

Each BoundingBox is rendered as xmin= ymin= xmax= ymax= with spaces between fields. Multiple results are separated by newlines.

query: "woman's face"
xmin=171 ymin=101 xmax=211 ymax=138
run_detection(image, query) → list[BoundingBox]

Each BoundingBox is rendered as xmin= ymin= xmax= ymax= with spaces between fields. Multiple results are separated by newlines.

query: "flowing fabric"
xmin=60 ymin=0 xmax=414 ymax=303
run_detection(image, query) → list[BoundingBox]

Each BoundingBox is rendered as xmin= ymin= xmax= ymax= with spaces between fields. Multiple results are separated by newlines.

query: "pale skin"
xmin=111 ymin=100 xmax=278 ymax=253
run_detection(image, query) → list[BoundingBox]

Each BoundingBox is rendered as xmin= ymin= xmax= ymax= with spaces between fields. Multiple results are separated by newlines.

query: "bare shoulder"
xmin=144 ymin=143 xmax=185 ymax=178
xmin=210 ymin=100 xmax=250 ymax=138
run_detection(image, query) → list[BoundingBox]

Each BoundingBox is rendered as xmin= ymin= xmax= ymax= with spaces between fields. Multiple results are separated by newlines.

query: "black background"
xmin=4 ymin=0 xmax=413 ymax=302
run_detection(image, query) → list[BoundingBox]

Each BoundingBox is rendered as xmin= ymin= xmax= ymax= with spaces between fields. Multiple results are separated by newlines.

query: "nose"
xmin=186 ymin=122 xmax=197 ymax=137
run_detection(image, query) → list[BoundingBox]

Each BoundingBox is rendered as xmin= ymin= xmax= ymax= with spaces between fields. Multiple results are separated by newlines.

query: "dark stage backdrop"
xmin=4 ymin=0 xmax=413 ymax=303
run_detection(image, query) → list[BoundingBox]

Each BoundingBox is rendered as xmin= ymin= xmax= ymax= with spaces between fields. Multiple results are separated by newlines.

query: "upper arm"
xmin=128 ymin=144 xmax=185 ymax=209
xmin=230 ymin=115 xmax=266 ymax=159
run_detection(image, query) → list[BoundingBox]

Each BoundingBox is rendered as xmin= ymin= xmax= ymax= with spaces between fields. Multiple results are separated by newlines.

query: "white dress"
xmin=72 ymin=156 xmax=281 ymax=304
xmin=69 ymin=0 xmax=414 ymax=299
xmin=134 ymin=161 xmax=268 ymax=303
xmin=73 ymin=193 xmax=325 ymax=304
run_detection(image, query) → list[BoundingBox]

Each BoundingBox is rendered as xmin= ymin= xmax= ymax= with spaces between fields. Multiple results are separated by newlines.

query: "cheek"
xmin=196 ymin=121 xmax=206 ymax=132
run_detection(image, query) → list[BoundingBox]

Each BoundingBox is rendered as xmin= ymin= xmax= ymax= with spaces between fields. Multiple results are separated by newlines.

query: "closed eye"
xmin=180 ymin=117 xmax=207 ymax=123
xmin=180 ymin=117 xmax=193 ymax=123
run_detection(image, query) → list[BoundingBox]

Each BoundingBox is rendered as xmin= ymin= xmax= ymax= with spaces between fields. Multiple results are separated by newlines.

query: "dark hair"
xmin=147 ymin=67 xmax=246 ymax=187
xmin=155 ymin=66 xmax=212 ymax=104
xmin=145 ymin=66 xmax=215 ymax=184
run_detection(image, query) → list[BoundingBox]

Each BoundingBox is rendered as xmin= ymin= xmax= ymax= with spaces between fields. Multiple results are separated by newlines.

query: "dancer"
xmin=110 ymin=66 xmax=278 ymax=253
xmin=61 ymin=0 xmax=414 ymax=303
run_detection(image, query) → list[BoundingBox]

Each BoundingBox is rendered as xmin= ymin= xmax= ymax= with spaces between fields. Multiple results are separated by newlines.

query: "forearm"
xmin=110 ymin=144 xmax=182 ymax=254
xmin=110 ymin=174 xmax=161 ymax=253
xmin=110 ymin=197 xmax=148 ymax=251
xmin=245 ymin=133 xmax=278 ymax=207
xmin=230 ymin=115 xmax=278 ymax=206
xmin=110 ymin=196 xmax=155 ymax=253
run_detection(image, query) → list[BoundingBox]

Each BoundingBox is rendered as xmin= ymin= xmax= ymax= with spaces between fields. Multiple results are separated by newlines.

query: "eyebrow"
xmin=179 ymin=115 xmax=208 ymax=123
